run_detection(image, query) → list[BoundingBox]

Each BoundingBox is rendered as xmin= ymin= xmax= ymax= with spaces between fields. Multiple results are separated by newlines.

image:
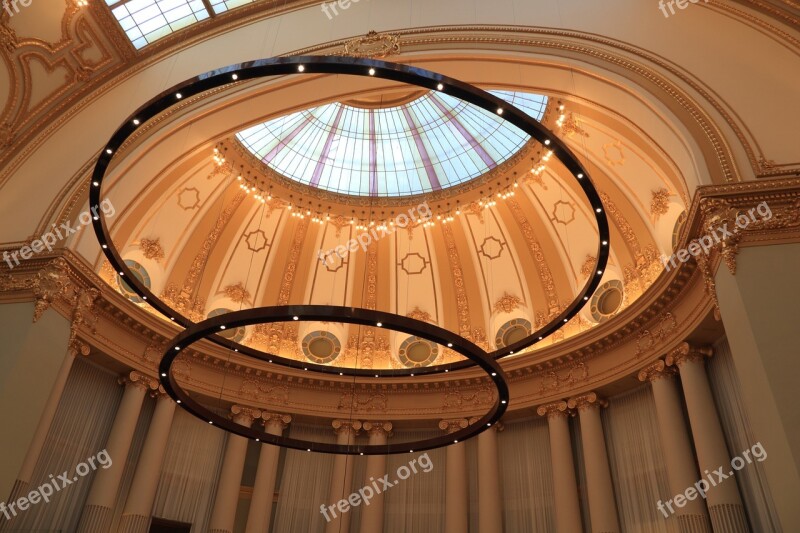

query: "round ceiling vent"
xmin=302 ymin=331 xmax=342 ymax=364
xmin=398 ymin=336 xmax=439 ymax=368
xmin=495 ymin=318 xmax=532 ymax=349
xmin=590 ymin=280 xmax=625 ymax=323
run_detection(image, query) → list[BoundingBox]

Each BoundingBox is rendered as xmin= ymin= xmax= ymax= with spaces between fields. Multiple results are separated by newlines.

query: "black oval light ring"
xmin=91 ymin=55 xmax=610 ymax=377
xmin=159 ymin=305 xmax=510 ymax=455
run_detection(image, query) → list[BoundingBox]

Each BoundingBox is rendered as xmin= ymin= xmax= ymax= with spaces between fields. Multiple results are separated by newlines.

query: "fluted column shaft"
xmin=538 ymin=402 xmax=582 ymax=533
xmin=15 ymin=348 xmax=78 ymax=489
xmin=245 ymin=414 xmax=291 ymax=533
xmin=639 ymin=360 xmax=712 ymax=532
xmin=325 ymin=420 xmax=361 ymax=533
xmin=477 ymin=423 xmax=503 ymax=533
xmin=358 ymin=422 xmax=392 ymax=533
xmin=569 ymin=393 xmax=620 ymax=533
xmin=440 ymin=419 xmax=469 ymax=533
xmin=118 ymin=391 xmax=177 ymax=533
xmin=77 ymin=372 xmax=155 ymax=533
xmin=667 ymin=345 xmax=748 ymax=532
xmin=209 ymin=406 xmax=261 ymax=533
xmin=1 ymin=343 xmax=84 ymax=532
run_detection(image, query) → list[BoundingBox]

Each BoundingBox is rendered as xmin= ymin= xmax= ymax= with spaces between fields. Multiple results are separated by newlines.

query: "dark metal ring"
xmin=159 ymin=305 xmax=509 ymax=454
xmin=91 ymin=55 xmax=610 ymax=377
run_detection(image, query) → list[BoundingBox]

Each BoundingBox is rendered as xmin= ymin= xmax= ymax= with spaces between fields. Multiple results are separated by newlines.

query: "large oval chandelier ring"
xmin=90 ymin=55 xmax=610 ymax=376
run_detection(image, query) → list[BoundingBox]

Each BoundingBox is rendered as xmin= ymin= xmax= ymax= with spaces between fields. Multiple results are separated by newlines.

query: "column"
xmin=209 ymin=405 xmax=262 ymax=533
xmin=666 ymin=344 xmax=748 ymax=532
xmin=325 ymin=419 xmax=361 ymax=533
xmin=476 ymin=421 xmax=503 ymax=533
xmin=1 ymin=340 xmax=87 ymax=531
xmin=714 ymin=241 xmax=800 ymax=531
xmin=245 ymin=413 xmax=292 ymax=533
xmin=439 ymin=419 xmax=469 ymax=533
xmin=537 ymin=402 xmax=583 ymax=533
xmin=358 ymin=421 xmax=392 ymax=533
xmin=77 ymin=371 xmax=157 ymax=533
xmin=639 ymin=360 xmax=712 ymax=532
xmin=118 ymin=387 xmax=177 ymax=533
xmin=567 ymin=392 xmax=620 ymax=533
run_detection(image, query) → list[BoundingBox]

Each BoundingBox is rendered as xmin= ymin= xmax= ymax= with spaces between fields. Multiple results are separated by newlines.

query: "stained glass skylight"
xmin=106 ymin=0 xmax=258 ymax=49
xmin=236 ymin=91 xmax=548 ymax=197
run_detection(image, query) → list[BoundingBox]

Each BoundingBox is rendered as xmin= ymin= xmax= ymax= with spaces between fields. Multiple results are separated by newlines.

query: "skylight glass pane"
xmin=107 ymin=0 xmax=211 ymax=49
xmin=236 ymin=91 xmax=548 ymax=197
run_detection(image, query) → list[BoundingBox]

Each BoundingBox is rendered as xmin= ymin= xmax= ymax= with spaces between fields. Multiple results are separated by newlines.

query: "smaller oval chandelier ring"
xmin=159 ymin=305 xmax=510 ymax=455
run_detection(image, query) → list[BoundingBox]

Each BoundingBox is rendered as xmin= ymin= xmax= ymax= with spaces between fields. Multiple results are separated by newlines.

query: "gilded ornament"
xmin=138 ymin=237 xmax=165 ymax=261
xmin=223 ymin=282 xmax=252 ymax=305
xmin=493 ymin=292 xmax=523 ymax=314
xmin=343 ymin=31 xmax=400 ymax=59
xmin=650 ymin=188 xmax=671 ymax=219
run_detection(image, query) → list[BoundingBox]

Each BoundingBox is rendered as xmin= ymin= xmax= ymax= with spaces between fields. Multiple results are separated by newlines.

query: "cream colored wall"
xmin=0 ymin=302 xmax=71 ymax=499
xmin=2 ymin=0 xmax=799 ymax=247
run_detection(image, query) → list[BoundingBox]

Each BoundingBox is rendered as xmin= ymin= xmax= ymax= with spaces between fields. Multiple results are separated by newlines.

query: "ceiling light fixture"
xmin=91 ymin=56 xmax=609 ymax=377
xmin=158 ymin=305 xmax=509 ymax=454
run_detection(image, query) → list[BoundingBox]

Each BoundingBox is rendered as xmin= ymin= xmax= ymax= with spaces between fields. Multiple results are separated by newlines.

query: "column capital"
xmin=666 ymin=342 xmax=714 ymax=367
xmin=362 ymin=421 xmax=393 ymax=437
xmin=262 ymin=412 xmax=292 ymax=432
xmin=439 ymin=418 xmax=469 ymax=434
xmin=332 ymin=419 xmax=362 ymax=436
xmin=118 ymin=371 xmax=159 ymax=392
xmin=230 ymin=405 xmax=262 ymax=426
xmin=151 ymin=385 xmax=173 ymax=401
xmin=536 ymin=400 xmax=570 ymax=419
xmin=567 ymin=392 xmax=607 ymax=412
xmin=637 ymin=359 xmax=677 ymax=383
xmin=67 ymin=338 xmax=90 ymax=358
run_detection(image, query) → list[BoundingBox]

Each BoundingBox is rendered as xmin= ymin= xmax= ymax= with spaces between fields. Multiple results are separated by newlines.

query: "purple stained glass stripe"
xmin=309 ymin=105 xmax=346 ymax=187
xmin=429 ymin=94 xmax=496 ymax=168
xmin=401 ymin=106 xmax=441 ymax=191
xmin=261 ymin=114 xmax=315 ymax=164
xmin=369 ymin=111 xmax=378 ymax=196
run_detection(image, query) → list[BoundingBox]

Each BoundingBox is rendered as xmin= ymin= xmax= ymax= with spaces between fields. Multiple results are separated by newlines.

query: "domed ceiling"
xmin=80 ymin=66 xmax=688 ymax=373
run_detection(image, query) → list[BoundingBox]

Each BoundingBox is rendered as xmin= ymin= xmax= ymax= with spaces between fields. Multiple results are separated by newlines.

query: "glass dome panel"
xmin=236 ymin=90 xmax=547 ymax=197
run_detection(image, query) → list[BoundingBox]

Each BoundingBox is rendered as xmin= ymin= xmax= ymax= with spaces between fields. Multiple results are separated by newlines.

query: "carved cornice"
xmin=665 ymin=342 xmax=713 ymax=367
xmin=566 ymin=392 xmax=607 ymax=412
xmin=637 ymin=359 xmax=675 ymax=383
xmin=536 ymin=400 xmax=570 ymax=419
